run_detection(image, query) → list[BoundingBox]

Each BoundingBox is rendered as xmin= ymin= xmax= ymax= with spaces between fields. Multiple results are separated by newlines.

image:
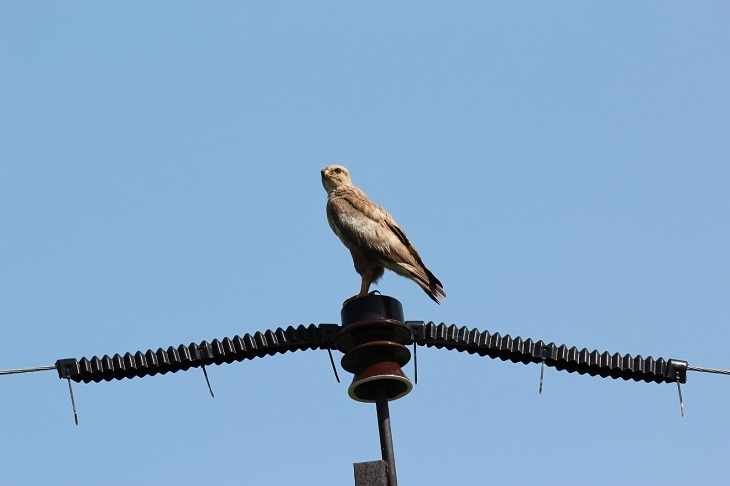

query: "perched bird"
xmin=321 ymin=164 xmax=445 ymax=304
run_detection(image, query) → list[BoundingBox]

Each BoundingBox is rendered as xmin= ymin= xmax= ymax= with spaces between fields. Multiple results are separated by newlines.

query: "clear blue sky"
xmin=1 ymin=2 xmax=728 ymax=485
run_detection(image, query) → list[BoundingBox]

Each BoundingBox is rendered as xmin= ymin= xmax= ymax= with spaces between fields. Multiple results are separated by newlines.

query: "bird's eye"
xmin=334 ymin=167 xmax=341 ymax=174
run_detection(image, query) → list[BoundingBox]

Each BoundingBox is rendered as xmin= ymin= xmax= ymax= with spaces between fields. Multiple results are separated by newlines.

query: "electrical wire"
xmin=0 ymin=365 xmax=57 ymax=375
xmin=687 ymin=365 xmax=730 ymax=376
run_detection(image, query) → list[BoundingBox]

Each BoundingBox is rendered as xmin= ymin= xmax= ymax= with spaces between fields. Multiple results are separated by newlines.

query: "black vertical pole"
xmin=375 ymin=388 xmax=397 ymax=486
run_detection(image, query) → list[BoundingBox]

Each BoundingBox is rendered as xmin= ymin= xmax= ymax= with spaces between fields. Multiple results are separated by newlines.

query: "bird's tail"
xmin=395 ymin=262 xmax=446 ymax=304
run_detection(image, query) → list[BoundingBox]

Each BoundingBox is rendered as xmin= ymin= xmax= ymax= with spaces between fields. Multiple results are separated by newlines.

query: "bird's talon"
xmin=342 ymin=295 xmax=359 ymax=306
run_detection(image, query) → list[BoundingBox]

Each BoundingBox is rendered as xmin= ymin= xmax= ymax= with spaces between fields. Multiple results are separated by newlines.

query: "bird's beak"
xmin=321 ymin=169 xmax=328 ymax=180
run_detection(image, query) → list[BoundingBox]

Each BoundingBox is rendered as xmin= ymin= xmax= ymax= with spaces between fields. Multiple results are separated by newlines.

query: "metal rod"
xmin=67 ymin=378 xmax=79 ymax=425
xmin=375 ymin=388 xmax=397 ymax=486
xmin=539 ymin=346 xmax=549 ymax=394
xmin=677 ymin=381 xmax=685 ymax=417
xmin=327 ymin=348 xmax=340 ymax=383
xmin=413 ymin=340 xmax=418 ymax=385
xmin=539 ymin=359 xmax=545 ymax=394
xmin=201 ymin=365 xmax=215 ymax=398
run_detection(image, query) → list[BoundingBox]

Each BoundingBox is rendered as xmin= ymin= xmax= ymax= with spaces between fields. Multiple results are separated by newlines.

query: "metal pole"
xmin=375 ymin=388 xmax=397 ymax=486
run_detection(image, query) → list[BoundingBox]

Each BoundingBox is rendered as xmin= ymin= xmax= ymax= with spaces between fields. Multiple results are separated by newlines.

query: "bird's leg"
xmin=358 ymin=276 xmax=371 ymax=298
xmin=342 ymin=276 xmax=372 ymax=305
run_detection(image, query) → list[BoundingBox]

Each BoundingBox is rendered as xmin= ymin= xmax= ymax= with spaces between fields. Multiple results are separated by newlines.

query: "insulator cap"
xmin=341 ymin=294 xmax=404 ymax=327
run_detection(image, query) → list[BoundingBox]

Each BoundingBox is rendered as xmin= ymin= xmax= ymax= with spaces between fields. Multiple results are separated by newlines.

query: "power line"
xmin=0 ymin=364 xmax=57 ymax=375
xmin=4 ymin=361 xmax=726 ymax=380
xmin=2 ymin=321 xmax=730 ymax=427
xmin=686 ymin=365 xmax=730 ymax=376
xmin=2 ymin=332 xmax=730 ymax=382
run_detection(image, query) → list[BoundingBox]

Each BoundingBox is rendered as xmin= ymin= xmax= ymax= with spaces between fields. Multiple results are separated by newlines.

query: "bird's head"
xmin=321 ymin=165 xmax=352 ymax=193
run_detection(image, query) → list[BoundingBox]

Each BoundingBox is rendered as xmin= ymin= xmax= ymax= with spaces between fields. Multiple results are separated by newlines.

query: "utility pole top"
xmin=336 ymin=295 xmax=412 ymax=486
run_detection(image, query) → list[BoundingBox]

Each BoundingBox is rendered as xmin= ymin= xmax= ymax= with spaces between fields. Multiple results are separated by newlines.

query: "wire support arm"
xmin=31 ymin=322 xmax=725 ymax=387
xmin=406 ymin=321 xmax=689 ymax=385
xmin=55 ymin=324 xmax=341 ymax=383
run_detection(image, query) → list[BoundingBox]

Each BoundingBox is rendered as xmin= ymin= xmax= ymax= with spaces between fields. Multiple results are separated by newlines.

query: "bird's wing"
xmin=328 ymin=185 xmax=446 ymax=303
xmin=327 ymin=187 xmax=412 ymax=260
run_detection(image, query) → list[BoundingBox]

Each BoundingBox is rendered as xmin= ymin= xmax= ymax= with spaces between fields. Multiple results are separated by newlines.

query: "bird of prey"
xmin=321 ymin=164 xmax=445 ymax=304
